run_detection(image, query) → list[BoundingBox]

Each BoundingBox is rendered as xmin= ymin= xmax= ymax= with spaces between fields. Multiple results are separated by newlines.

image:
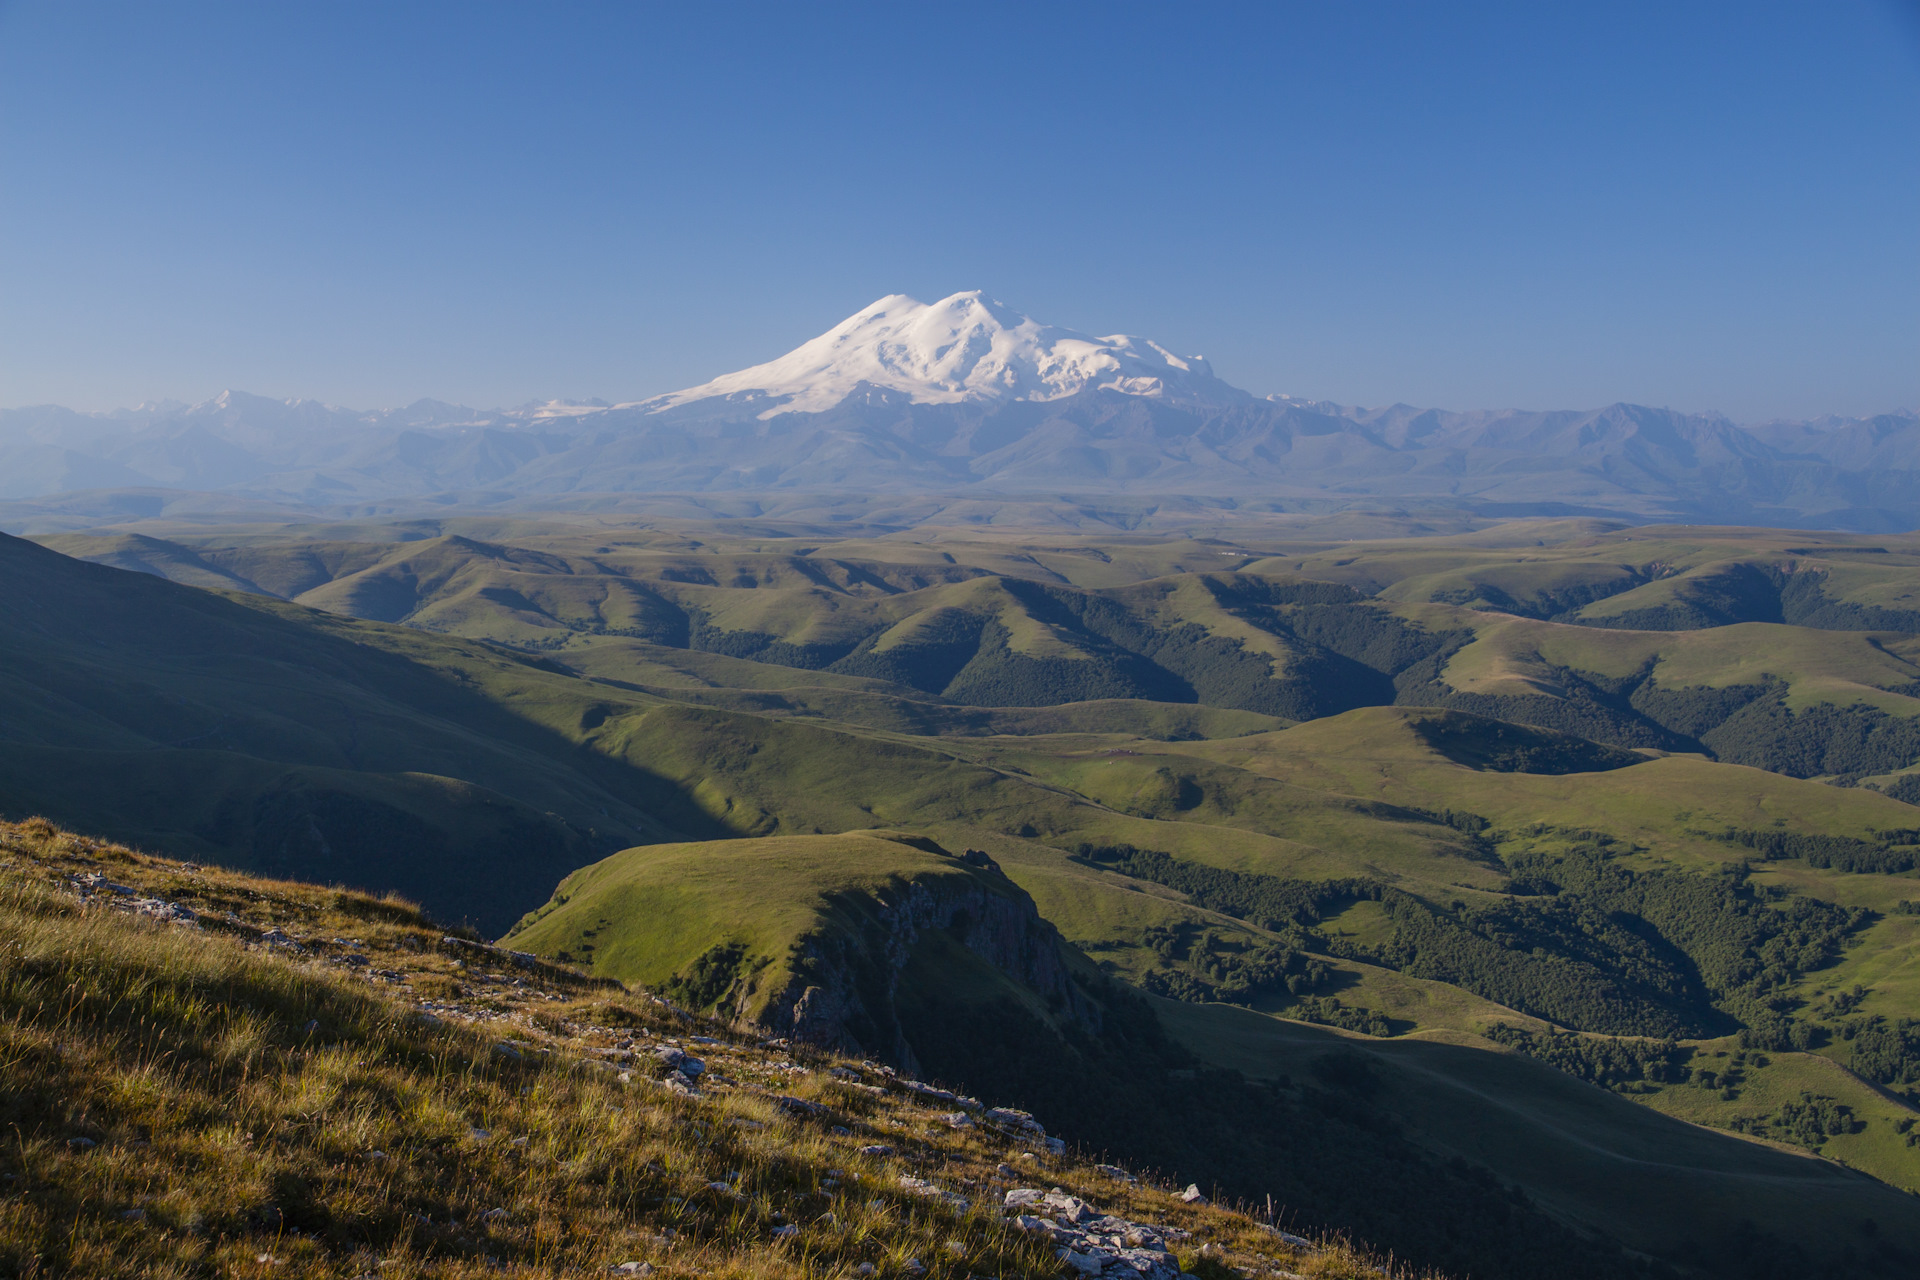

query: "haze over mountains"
xmin=3 ymin=290 xmax=1916 ymax=530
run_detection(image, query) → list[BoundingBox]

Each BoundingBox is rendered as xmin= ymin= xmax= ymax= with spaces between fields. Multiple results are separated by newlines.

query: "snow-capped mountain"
xmin=635 ymin=291 xmax=1250 ymax=417
xmin=4 ymin=293 xmax=1919 ymax=530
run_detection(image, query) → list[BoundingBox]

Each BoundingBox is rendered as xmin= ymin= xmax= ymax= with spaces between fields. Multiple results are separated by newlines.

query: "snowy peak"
xmin=639 ymin=291 xmax=1250 ymax=417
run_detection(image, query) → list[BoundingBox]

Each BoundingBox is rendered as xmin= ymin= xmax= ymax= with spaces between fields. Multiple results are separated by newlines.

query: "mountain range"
xmin=3 ymin=290 xmax=1917 ymax=529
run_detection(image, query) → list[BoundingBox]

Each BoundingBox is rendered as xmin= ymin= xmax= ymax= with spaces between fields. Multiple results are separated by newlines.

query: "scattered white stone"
xmin=656 ymin=1046 xmax=705 ymax=1077
xmin=1004 ymin=1189 xmax=1182 ymax=1280
xmin=1060 ymin=1247 xmax=1106 ymax=1276
xmin=1180 ymin=1184 xmax=1208 ymax=1205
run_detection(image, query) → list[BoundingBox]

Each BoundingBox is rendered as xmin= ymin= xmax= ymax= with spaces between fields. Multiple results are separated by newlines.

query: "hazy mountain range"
xmin=4 ymin=290 xmax=1916 ymax=529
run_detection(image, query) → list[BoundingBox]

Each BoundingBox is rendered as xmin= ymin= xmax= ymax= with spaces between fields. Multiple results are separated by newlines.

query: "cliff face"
xmin=758 ymin=853 xmax=1099 ymax=1073
xmin=502 ymin=829 xmax=1101 ymax=1077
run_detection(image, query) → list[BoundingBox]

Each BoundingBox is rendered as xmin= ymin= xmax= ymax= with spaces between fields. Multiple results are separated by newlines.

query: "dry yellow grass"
xmin=0 ymin=817 xmax=1427 ymax=1280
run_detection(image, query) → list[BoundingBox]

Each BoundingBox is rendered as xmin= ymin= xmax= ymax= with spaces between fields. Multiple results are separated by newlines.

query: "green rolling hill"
xmin=40 ymin=518 xmax=1920 ymax=788
xmin=502 ymin=826 xmax=1920 ymax=1277
xmin=12 ymin=516 xmax=1920 ymax=1276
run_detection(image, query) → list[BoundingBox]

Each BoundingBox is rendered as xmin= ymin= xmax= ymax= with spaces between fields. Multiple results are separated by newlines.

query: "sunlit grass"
xmin=0 ymin=816 xmax=1406 ymax=1279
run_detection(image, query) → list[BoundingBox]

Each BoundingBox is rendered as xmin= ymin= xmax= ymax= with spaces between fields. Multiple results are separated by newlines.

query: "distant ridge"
xmin=3 ymin=294 xmax=1917 ymax=529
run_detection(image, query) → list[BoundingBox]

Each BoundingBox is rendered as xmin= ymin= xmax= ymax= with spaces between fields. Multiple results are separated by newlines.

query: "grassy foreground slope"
xmin=0 ymin=816 xmax=1401 ymax=1280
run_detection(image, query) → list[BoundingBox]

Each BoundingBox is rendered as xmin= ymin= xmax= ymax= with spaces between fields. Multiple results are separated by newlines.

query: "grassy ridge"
xmin=503 ymin=831 xmax=1034 ymax=1030
xmin=0 ymin=817 xmax=1399 ymax=1280
xmin=497 ymin=820 xmax=1920 ymax=1277
xmin=41 ymin=521 xmax=1920 ymax=785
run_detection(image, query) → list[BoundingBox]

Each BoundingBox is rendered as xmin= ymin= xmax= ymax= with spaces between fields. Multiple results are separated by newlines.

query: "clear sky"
xmin=1 ymin=0 xmax=1916 ymax=420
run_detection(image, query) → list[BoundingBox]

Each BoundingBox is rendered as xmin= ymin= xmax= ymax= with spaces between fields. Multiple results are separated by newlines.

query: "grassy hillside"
xmin=1 ymin=815 xmax=1412 ymax=1280
xmin=19 ymin=519 xmax=1920 ymax=1273
xmin=498 ymin=822 xmax=1920 ymax=1278
xmin=0 ymin=532 xmax=1152 ymax=931
xmin=504 ymin=831 xmax=1047 ymax=1040
xmin=1152 ymin=999 xmax=1918 ymax=1275
xmin=42 ymin=519 xmax=1920 ymax=786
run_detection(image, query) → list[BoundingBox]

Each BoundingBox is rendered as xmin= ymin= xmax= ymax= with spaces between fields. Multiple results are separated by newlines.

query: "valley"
xmin=7 ymin=512 xmax=1920 ymax=1276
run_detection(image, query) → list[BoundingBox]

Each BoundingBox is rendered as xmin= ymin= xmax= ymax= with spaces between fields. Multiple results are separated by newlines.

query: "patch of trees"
xmin=1582 ymin=563 xmax=1789 ymax=631
xmin=1430 ymin=572 xmax=1652 ymax=622
xmin=1574 ymin=564 xmax=1920 ymax=635
xmin=1193 ymin=578 xmax=1475 ymax=715
xmin=1086 ymin=840 xmax=1867 ymax=1041
xmin=830 ymin=608 xmax=986 ymax=693
xmin=1839 ymin=1015 xmax=1920 ymax=1094
xmin=659 ymin=941 xmax=757 ymax=1011
xmin=1502 ymin=844 xmax=1867 ymax=1036
xmin=1075 ymin=842 xmax=1364 ymax=934
xmin=1395 ymin=660 xmax=1688 ymax=751
xmin=1716 ymin=826 xmax=1920 ymax=874
xmin=1627 ymin=675 xmax=1775 ymax=739
xmin=1060 ymin=579 xmax=1417 ymax=719
xmin=1289 ymin=996 xmax=1393 ymax=1037
xmin=1347 ymin=884 xmax=1710 ymax=1037
xmin=1125 ymin=620 xmax=1386 ymax=720
xmin=1133 ymin=921 xmax=1334 ymax=1004
xmin=1281 ymin=601 xmax=1464 ymax=675
xmin=1389 ymin=805 xmax=1501 ymax=862
xmin=687 ymin=610 xmax=862 ymax=670
xmin=1084 ymin=843 xmax=1700 ymax=1034
xmin=938 ymin=619 xmax=1176 ymax=706
xmin=1780 ymin=569 xmax=1920 ymax=633
xmin=1408 ymin=712 xmax=1644 ymax=774
xmin=1881 ymin=776 xmax=1920 ymax=807
xmin=1483 ymin=1023 xmax=1692 ymax=1088
xmin=1729 ymin=1093 xmax=1864 ymax=1148
xmin=1700 ymin=694 xmax=1920 ymax=778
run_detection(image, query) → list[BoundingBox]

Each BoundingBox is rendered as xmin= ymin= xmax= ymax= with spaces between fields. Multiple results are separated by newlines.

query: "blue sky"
xmin=1 ymin=1 xmax=1915 ymax=419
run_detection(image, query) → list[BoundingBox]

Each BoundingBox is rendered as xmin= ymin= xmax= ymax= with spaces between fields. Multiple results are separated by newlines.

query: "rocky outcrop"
xmin=758 ymin=847 xmax=1098 ymax=1070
